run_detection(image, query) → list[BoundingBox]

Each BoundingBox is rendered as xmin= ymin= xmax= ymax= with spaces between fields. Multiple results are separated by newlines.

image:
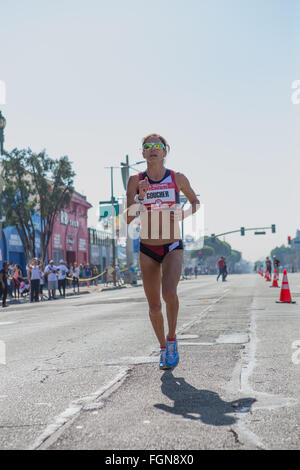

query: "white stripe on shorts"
xmin=168 ymin=241 xmax=180 ymax=252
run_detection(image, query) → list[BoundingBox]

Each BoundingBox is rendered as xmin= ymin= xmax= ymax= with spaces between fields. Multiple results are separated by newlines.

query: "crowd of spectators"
xmin=0 ymin=259 xmax=139 ymax=307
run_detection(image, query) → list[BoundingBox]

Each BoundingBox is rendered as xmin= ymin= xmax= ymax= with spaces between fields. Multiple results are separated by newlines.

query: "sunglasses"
xmin=143 ymin=142 xmax=165 ymax=151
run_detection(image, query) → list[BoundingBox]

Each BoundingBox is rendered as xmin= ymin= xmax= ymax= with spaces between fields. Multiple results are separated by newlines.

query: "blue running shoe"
xmin=166 ymin=338 xmax=179 ymax=368
xmin=159 ymin=348 xmax=168 ymax=370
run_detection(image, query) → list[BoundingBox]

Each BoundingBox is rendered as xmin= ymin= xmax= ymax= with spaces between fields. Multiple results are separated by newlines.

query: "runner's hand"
xmin=138 ymin=176 xmax=149 ymax=199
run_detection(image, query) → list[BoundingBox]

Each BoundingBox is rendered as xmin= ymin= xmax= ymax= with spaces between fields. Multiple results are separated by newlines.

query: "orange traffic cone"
xmin=276 ymin=270 xmax=296 ymax=303
xmin=270 ymin=270 xmax=279 ymax=288
xmin=265 ymin=271 xmax=271 ymax=282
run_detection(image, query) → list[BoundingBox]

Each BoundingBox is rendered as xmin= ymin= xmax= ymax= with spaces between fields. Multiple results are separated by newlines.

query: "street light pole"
xmin=0 ymin=110 xmax=6 ymax=156
xmin=110 ymin=166 xmax=116 ymax=286
xmin=120 ymin=157 xmax=145 ymax=269
xmin=0 ymin=110 xmax=6 ymax=244
xmin=103 ymin=159 xmax=145 ymax=278
xmin=103 ymin=166 xmax=118 ymax=286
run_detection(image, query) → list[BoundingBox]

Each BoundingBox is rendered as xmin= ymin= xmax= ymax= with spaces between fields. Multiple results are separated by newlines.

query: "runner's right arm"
xmin=126 ymin=175 xmax=140 ymax=225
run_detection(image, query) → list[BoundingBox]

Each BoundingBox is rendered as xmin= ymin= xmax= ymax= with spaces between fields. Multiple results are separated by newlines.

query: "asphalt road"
xmin=0 ymin=273 xmax=299 ymax=450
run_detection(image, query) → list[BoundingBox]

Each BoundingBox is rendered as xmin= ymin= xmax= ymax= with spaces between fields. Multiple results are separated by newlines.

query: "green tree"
xmin=190 ymin=245 xmax=215 ymax=260
xmin=0 ymin=148 xmax=75 ymax=262
xmin=228 ymin=249 xmax=241 ymax=265
xmin=204 ymin=236 xmax=232 ymax=257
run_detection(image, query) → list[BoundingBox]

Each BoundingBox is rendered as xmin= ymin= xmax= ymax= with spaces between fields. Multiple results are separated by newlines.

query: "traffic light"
xmin=271 ymin=224 xmax=276 ymax=233
xmin=240 ymin=227 xmax=245 ymax=236
xmin=288 ymin=236 xmax=291 ymax=245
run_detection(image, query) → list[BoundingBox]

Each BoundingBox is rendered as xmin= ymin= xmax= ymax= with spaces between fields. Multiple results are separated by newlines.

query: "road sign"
xmin=99 ymin=203 xmax=119 ymax=220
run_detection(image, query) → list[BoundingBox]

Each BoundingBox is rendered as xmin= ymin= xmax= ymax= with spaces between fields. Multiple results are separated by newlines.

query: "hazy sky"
xmin=1 ymin=0 xmax=300 ymax=261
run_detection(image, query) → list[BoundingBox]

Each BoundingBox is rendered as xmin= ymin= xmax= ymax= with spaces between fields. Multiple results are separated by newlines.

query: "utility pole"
xmin=0 ymin=110 xmax=6 ymax=246
xmin=120 ymin=156 xmax=144 ymax=269
xmin=102 ymin=158 xmax=145 ymax=278
xmin=103 ymin=166 xmax=118 ymax=286
xmin=110 ymin=166 xmax=116 ymax=285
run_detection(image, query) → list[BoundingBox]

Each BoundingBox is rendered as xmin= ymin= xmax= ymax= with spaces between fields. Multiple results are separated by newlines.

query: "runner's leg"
xmin=139 ymin=251 xmax=165 ymax=348
xmin=161 ymin=249 xmax=183 ymax=340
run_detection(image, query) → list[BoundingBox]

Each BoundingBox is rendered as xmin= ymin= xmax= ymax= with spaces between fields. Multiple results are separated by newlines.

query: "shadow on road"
xmin=154 ymin=371 xmax=256 ymax=426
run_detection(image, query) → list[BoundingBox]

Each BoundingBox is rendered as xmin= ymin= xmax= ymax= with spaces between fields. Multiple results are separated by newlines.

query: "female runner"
xmin=126 ymin=133 xmax=200 ymax=369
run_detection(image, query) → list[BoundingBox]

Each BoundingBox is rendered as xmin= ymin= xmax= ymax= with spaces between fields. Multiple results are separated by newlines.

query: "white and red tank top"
xmin=138 ymin=169 xmax=180 ymax=211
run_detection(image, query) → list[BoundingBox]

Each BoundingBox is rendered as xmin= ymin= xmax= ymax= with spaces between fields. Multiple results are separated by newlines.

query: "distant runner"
xmin=273 ymin=255 xmax=280 ymax=277
xmin=265 ymin=257 xmax=272 ymax=276
xmin=126 ymin=133 xmax=200 ymax=370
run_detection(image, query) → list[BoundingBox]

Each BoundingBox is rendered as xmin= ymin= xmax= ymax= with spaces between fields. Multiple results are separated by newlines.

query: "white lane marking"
xmin=105 ymin=356 xmax=157 ymax=366
xmin=29 ymin=366 xmax=130 ymax=450
xmin=178 ymin=342 xmax=214 ymax=346
xmin=234 ymin=297 xmax=297 ymax=449
xmin=179 ymin=289 xmax=230 ymax=333
xmin=0 ymin=322 xmax=17 ymax=326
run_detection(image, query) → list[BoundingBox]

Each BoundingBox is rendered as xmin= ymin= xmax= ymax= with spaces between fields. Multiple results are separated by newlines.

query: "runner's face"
xmin=142 ymin=136 xmax=167 ymax=163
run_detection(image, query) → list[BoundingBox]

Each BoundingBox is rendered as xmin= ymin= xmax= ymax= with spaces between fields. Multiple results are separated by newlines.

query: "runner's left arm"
xmin=175 ymin=173 xmax=200 ymax=220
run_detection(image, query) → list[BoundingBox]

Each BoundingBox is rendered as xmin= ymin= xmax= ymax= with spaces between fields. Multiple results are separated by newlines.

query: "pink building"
xmin=48 ymin=191 xmax=92 ymax=266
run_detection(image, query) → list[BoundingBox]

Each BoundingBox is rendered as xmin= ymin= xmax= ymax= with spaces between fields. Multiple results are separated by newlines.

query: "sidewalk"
xmin=1 ymin=281 xmax=143 ymax=310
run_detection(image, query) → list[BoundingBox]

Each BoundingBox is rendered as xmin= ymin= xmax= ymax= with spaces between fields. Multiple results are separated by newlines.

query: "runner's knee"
xmin=162 ymin=287 xmax=178 ymax=304
xmin=149 ymin=302 xmax=162 ymax=316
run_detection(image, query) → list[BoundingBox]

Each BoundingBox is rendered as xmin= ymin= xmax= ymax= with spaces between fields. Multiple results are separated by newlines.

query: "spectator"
xmin=58 ymin=259 xmax=69 ymax=298
xmin=0 ymin=261 xmax=9 ymax=308
xmin=194 ymin=266 xmax=198 ymax=279
xmin=13 ymin=264 xmax=22 ymax=300
xmin=85 ymin=264 xmax=91 ymax=287
xmin=92 ymin=265 xmax=99 ymax=286
xmin=223 ymin=257 xmax=228 ymax=281
xmin=28 ymin=258 xmax=41 ymax=302
xmin=70 ymin=262 xmax=80 ymax=294
xmin=107 ymin=264 xmax=115 ymax=285
xmin=79 ymin=264 xmax=84 ymax=280
xmin=20 ymin=280 xmax=30 ymax=297
xmin=217 ymin=256 xmax=225 ymax=282
xmin=45 ymin=260 xmax=58 ymax=300
xmin=39 ymin=263 xmax=45 ymax=301
xmin=129 ymin=264 xmax=137 ymax=285
xmin=115 ymin=264 xmax=122 ymax=286
xmin=7 ymin=261 xmax=15 ymax=298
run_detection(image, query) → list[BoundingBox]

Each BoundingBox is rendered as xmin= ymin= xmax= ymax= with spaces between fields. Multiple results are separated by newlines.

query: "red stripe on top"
xmin=170 ymin=170 xmax=180 ymax=194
